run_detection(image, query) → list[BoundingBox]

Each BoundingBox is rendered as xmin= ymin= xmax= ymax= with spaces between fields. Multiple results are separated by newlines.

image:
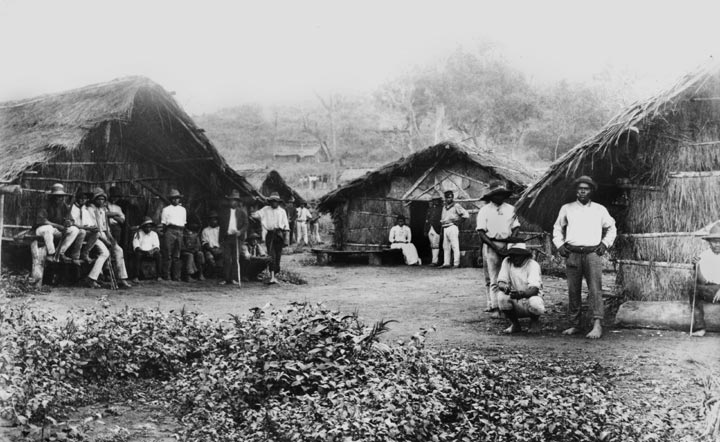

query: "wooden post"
xmin=0 ymin=194 xmax=4 ymax=276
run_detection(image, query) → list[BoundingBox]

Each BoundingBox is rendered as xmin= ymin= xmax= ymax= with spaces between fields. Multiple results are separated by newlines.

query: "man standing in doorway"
xmin=440 ymin=190 xmax=469 ymax=268
xmin=476 ymin=181 xmax=520 ymax=318
xmin=160 ymin=189 xmax=186 ymax=281
xmin=252 ymin=192 xmax=289 ymax=284
xmin=553 ymin=176 xmax=616 ymax=339
xmin=424 ymin=193 xmax=444 ymax=266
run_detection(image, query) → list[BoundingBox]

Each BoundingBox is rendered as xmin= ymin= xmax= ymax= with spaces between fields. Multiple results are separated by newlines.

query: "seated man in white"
xmin=497 ymin=243 xmax=545 ymax=334
xmin=389 ymin=215 xmax=421 ymax=266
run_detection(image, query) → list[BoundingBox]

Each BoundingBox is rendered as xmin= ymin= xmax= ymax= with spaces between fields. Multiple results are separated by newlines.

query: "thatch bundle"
xmin=517 ymin=63 xmax=720 ymax=301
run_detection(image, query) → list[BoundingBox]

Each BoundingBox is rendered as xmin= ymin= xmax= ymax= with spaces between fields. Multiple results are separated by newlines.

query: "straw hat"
xmin=139 ymin=216 xmax=154 ymax=227
xmin=506 ymin=243 xmax=532 ymax=256
xmin=91 ymin=187 xmax=107 ymax=200
xmin=48 ymin=183 xmax=69 ymax=196
xmin=573 ymin=175 xmax=597 ymax=190
xmin=168 ymin=189 xmax=183 ymax=199
xmin=481 ymin=181 xmax=512 ymax=201
xmin=225 ymin=189 xmax=242 ymax=200
xmin=702 ymin=222 xmax=720 ymax=241
xmin=268 ymin=192 xmax=282 ymax=202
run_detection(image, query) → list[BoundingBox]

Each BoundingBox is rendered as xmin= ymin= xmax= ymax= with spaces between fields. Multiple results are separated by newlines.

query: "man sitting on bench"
xmin=131 ymin=217 xmax=162 ymax=283
xmin=35 ymin=183 xmax=84 ymax=264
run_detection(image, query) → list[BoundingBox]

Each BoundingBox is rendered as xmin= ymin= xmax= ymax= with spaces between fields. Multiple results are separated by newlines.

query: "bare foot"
xmin=586 ymin=321 xmax=602 ymax=339
xmin=503 ymin=323 xmax=522 ymax=334
xmin=690 ymin=329 xmax=706 ymax=337
xmin=562 ymin=327 xmax=580 ymax=335
xmin=528 ymin=320 xmax=541 ymax=334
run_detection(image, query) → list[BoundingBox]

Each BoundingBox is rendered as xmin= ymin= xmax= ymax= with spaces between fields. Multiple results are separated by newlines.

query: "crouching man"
xmin=496 ymin=243 xmax=545 ymax=334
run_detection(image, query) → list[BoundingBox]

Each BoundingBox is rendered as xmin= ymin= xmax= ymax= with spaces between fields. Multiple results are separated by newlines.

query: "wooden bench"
xmin=312 ymin=247 xmax=403 ymax=266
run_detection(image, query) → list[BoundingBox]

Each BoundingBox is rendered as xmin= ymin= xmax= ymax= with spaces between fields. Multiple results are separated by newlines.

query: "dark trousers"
xmin=134 ymin=250 xmax=161 ymax=280
xmin=690 ymin=283 xmax=720 ymax=331
xmin=163 ymin=227 xmax=183 ymax=280
xmin=266 ymin=230 xmax=285 ymax=273
xmin=566 ymin=251 xmax=604 ymax=328
xmin=222 ymin=237 xmax=248 ymax=283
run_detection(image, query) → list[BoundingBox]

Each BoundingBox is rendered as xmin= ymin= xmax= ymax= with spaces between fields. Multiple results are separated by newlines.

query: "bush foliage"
xmin=0 ymin=302 xmax=700 ymax=441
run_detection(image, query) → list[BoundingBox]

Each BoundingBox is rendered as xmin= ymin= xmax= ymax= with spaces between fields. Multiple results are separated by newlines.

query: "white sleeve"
xmin=497 ymin=258 xmax=510 ymax=284
xmin=527 ymin=261 xmax=542 ymax=289
xmin=475 ymin=206 xmax=487 ymax=231
xmin=552 ymin=205 xmax=568 ymax=248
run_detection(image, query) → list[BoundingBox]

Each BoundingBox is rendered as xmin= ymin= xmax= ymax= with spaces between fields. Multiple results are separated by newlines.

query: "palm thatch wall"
xmin=319 ymin=141 xmax=537 ymax=250
xmin=516 ymin=63 xmax=720 ymax=301
xmin=236 ymin=169 xmax=305 ymax=205
xmin=0 ymin=76 xmax=260 ymax=240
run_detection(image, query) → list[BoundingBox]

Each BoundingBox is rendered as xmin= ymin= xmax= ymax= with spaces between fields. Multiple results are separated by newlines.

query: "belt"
xmin=297 ymin=220 xmax=307 ymax=223
xmin=165 ymin=225 xmax=184 ymax=230
xmin=442 ymin=223 xmax=457 ymax=228
xmin=566 ymin=244 xmax=599 ymax=254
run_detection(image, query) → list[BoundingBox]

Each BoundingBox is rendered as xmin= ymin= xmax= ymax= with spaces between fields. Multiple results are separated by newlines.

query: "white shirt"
xmin=476 ymin=202 xmax=520 ymax=239
xmin=698 ymin=248 xmax=720 ymax=284
xmin=70 ymin=204 xmax=96 ymax=228
xmin=552 ymin=200 xmax=616 ymax=248
xmin=201 ymin=226 xmax=220 ymax=249
xmin=252 ymin=206 xmax=289 ymax=231
xmin=441 ymin=203 xmax=469 ymax=226
xmin=161 ymin=204 xmax=187 ymax=227
xmin=389 ymin=225 xmax=412 ymax=243
xmin=227 ymin=208 xmax=238 ymax=235
xmin=297 ymin=207 xmax=311 ymax=222
xmin=132 ymin=230 xmax=160 ymax=251
xmin=497 ymin=257 xmax=543 ymax=293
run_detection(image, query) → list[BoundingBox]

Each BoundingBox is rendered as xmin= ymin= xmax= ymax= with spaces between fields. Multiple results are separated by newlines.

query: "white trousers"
xmin=88 ymin=240 xmax=128 ymax=280
xmin=36 ymin=225 xmax=80 ymax=256
xmin=390 ymin=242 xmax=421 ymax=265
xmin=482 ymin=244 xmax=504 ymax=309
xmin=428 ymin=227 xmax=441 ymax=264
xmin=296 ymin=221 xmax=308 ymax=245
xmin=442 ymin=225 xmax=461 ymax=267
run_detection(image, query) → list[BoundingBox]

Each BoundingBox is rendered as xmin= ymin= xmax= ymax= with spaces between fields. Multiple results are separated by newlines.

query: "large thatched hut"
xmin=0 ymin=76 xmax=259 ymax=245
xmin=236 ymin=169 xmax=305 ymax=205
xmin=516 ymin=64 xmax=720 ymax=302
xmin=318 ymin=141 xmax=536 ymax=261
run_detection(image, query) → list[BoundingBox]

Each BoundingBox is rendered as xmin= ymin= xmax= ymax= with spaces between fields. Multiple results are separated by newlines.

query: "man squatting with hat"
xmin=160 ymin=189 xmax=186 ymax=281
xmin=217 ymin=189 xmax=248 ymax=285
xmin=440 ymin=190 xmax=469 ymax=268
xmin=476 ymin=181 xmax=520 ymax=319
xmin=689 ymin=221 xmax=720 ymax=337
xmin=131 ymin=217 xmax=162 ymax=283
xmin=424 ymin=192 xmax=444 ymax=266
xmin=497 ymin=243 xmax=545 ymax=334
xmin=553 ymin=176 xmax=616 ymax=339
xmin=252 ymin=192 xmax=289 ymax=284
xmin=35 ymin=183 xmax=85 ymax=264
xmin=86 ymin=187 xmax=131 ymax=288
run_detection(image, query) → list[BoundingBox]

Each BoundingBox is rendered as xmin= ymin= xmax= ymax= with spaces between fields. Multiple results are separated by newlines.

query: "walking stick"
xmin=235 ymin=235 xmax=241 ymax=288
xmin=690 ymin=263 xmax=699 ymax=336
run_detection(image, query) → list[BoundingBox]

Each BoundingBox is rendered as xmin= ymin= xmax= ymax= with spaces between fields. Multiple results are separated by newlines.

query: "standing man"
xmin=87 ymin=188 xmax=131 ymax=288
xmin=286 ymin=196 xmax=297 ymax=244
xmin=160 ymin=189 xmax=186 ymax=281
xmin=201 ymin=211 xmax=223 ymax=275
xmin=497 ymin=243 xmax=545 ymax=334
xmin=217 ymin=189 xmax=248 ymax=286
xmin=131 ymin=216 xmax=162 ymax=283
xmin=296 ymin=201 xmax=311 ymax=246
xmin=308 ymin=201 xmax=322 ymax=245
xmin=553 ymin=176 xmax=616 ymax=339
xmin=424 ymin=192 xmax=444 ymax=266
xmin=476 ymin=181 xmax=520 ymax=318
xmin=252 ymin=192 xmax=289 ymax=284
xmin=440 ymin=190 xmax=469 ymax=268
xmin=689 ymin=221 xmax=720 ymax=337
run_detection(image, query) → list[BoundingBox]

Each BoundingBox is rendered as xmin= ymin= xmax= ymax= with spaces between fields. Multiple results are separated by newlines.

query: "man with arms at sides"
xmin=252 ymin=192 xmax=289 ymax=284
xmin=553 ymin=176 xmax=616 ymax=339
xmin=424 ymin=193 xmax=444 ymax=266
xmin=160 ymin=189 xmax=186 ymax=281
xmin=497 ymin=243 xmax=545 ymax=334
xmin=295 ymin=201 xmax=311 ymax=246
xmin=217 ymin=190 xmax=248 ymax=286
xmin=440 ymin=190 xmax=469 ymax=268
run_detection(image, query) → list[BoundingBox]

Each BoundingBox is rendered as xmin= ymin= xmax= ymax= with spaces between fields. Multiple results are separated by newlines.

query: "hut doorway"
xmin=409 ymin=201 xmax=431 ymax=261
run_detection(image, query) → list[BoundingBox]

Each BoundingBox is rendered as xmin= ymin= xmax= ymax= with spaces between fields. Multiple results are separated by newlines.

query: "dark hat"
xmin=702 ymin=222 xmax=720 ymax=241
xmin=481 ymin=181 xmax=512 ymax=201
xmin=225 ymin=189 xmax=242 ymax=200
xmin=168 ymin=188 xmax=183 ymax=199
xmin=248 ymin=232 xmax=261 ymax=240
xmin=91 ymin=187 xmax=107 ymax=200
xmin=75 ymin=188 xmax=90 ymax=198
xmin=207 ymin=210 xmax=219 ymax=219
xmin=108 ymin=186 xmax=122 ymax=197
xmin=573 ymin=176 xmax=597 ymax=189
xmin=507 ymin=243 xmax=532 ymax=256
xmin=443 ymin=190 xmax=454 ymax=197
xmin=140 ymin=216 xmax=154 ymax=227
xmin=268 ymin=192 xmax=282 ymax=202
xmin=396 ymin=214 xmax=406 ymax=221
xmin=48 ymin=183 xmax=70 ymax=196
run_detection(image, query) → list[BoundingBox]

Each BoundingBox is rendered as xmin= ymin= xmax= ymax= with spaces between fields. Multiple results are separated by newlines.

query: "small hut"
xmin=273 ymin=139 xmax=331 ymax=163
xmin=236 ymin=169 xmax=305 ymax=205
xmin=318 ymin=141 xmax=536 ymax=260
xmin=0 ymin=76 xmax=259 ymax=247
xmin=516 ymin=63 xmax=720 ymax=302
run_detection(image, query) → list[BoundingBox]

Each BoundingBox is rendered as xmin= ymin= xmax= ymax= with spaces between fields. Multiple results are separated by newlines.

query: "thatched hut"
xmin=516 ymin=64 xmax=720 ymax=302
xmin=0 ymin=76 xmax=259 ymax=245
xmin=236 ymin=169 xmax=305 ymax=205
xmin=318 ymin=141 xmax=536 ymax=260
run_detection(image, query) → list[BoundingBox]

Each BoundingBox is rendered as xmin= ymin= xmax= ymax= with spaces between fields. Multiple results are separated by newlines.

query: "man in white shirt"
xmin=160 ymin=189 xmax=187 ymax=281
xmin=252 ymin=192 xmax=289 ymax=284
xmin=201 ymin=211 xmax=222 ymax=274
xmin=70 ymin=190 xmax=99 ymax=262
xmin=553 ymin=176 xmax=616 ymax=339
xmin=389 ymin=215 xmax=421 ymax=265
xmin=86 ymin=188 xmax=131 ymax=289
xmin=476 ymin=181 xmax=520 ymax=318
xmin=689 ymin=221 xmax=720 ymax=337
xmin=296 ymin=201 xmax=311 ymax=246
xmin=131 ymin=217 xmax=161 ymax=283
xmin=497 ymin=243 xmax=545 ymax=334
xmin=440 ymin=190 xmax=469 ymax=268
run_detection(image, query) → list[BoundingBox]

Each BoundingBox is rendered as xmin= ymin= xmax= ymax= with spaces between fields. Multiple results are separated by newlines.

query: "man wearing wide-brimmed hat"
xmin=86 ymin=187 xmax=131 ymax=288
xmin=131 ymin=217 xmax=162 ymax=283
xmin=35 ymin=183 xmax=84 ymax=264
xmin=440 ymin=190 xmax=469 ymax=268
xmin=201 ymin=210 xmax=223 ymax=274
xmin=217 ymin=189 xmax=249 ymax=285
xmin=689 ymin=221 xmax=720 ymax=337
xmin=160 ymin=188 xmax=187 ymax=281
xmin=553 ymin=175 xmax=616 ymax=339
xmin=476 ymin=181 xmax=520 ymax=318
xmin=497 ymin=243 xmax=545 ymax=334
xmin=252 ymin=192 xmax=289 ymax=284
xmin=424 ymin=190 xmax=444 ymax=266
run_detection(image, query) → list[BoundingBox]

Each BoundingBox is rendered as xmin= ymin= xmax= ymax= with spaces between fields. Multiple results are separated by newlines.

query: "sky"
xmin=1 ymin=0 xmax=719 ymax=115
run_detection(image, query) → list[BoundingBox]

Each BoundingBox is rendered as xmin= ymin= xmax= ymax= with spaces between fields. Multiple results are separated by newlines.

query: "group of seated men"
xmin=32 ymin=184 xmax=272 ymax=288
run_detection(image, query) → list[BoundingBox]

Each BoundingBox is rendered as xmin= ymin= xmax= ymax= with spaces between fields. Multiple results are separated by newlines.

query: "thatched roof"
xmin=0 ymin=76 xmax=258 ymax=198
xmin=319 ymin=141 xmax=536 ymax=212
xmin=338 ymin=168 xmax=374 ymax=184
xmin=516 ymin=62 xmax=720 ymax=231
xmin=236 ymin=169 xmax=305 ymax=205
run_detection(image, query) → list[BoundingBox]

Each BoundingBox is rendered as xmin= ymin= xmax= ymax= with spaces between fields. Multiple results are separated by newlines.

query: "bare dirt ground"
xmin=3 ymin=251 xmax=720 ymax=440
